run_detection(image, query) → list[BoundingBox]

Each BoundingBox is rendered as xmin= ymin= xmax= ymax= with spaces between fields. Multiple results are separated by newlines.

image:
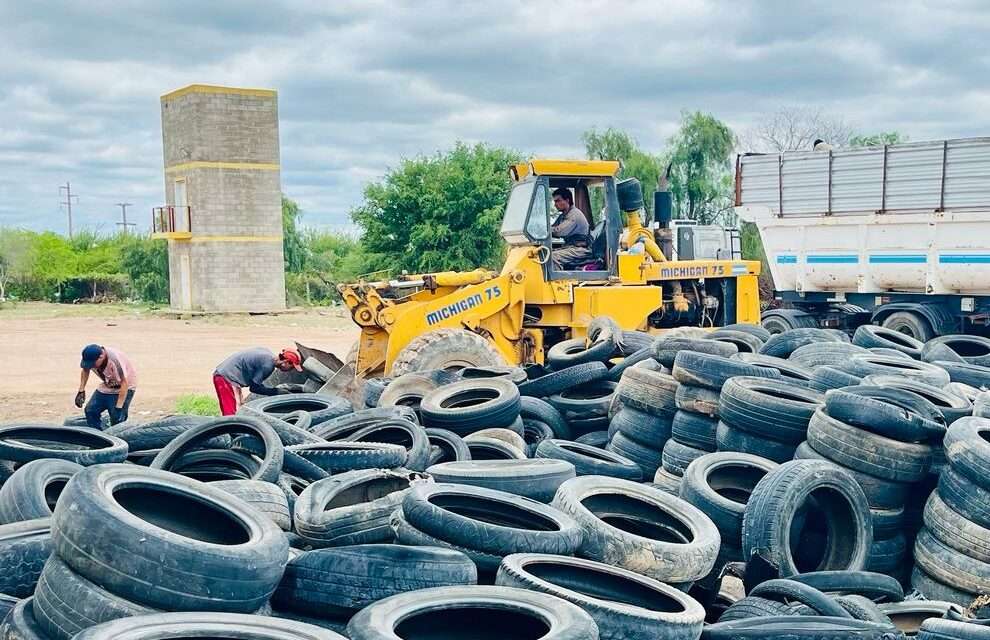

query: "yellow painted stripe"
xmin=187 ymin=236 xmax=283 ymax=243
xmin=161 ymin=84 xmax=277 ymax=101
xmin=165 ymin=161 xmax=280 ymax=173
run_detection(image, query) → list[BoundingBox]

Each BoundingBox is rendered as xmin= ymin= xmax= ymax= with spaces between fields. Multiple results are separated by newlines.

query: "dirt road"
xmin=0 ymin=304 xmax=358 ymax=422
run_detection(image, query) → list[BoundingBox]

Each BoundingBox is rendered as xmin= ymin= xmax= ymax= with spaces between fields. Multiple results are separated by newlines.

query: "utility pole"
xmin=59 ymin=182 xmax=79 ymax=238
xmin=115 ymin=202 xmax=135 ymax=234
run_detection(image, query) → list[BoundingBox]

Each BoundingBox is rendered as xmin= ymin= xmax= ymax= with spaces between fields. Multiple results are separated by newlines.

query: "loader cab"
xmin=500 ymin=160 xmax=622 ymax=281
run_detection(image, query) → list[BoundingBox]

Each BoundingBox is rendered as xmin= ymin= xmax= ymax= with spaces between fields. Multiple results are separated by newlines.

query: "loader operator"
xmin=551 ymin=187 xmax=592 ymax=270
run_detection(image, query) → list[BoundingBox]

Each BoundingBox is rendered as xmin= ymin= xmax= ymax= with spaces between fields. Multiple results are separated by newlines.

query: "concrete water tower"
xmin=153 ymin=84 xmax=286 ymax=312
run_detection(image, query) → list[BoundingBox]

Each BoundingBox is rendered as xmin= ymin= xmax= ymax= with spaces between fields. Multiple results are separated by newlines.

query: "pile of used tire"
xmin=3 ymin=323 xmax=990 ymax=639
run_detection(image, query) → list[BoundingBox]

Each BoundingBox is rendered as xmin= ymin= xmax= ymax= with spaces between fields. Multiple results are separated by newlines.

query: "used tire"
xmin=853 ymin=325 xmax=924 ymax=358
xmin=672 ymin=351 xmax=779 ymax=391
xmin=311 ymin=406 xmax=418 ymax=440
xmin=866 ymin=532 xmax=908 ymax=574
xmin=547 ymin=336 xmax=616 ymax=369
xmin=346 ymin=585 xmax=597 ymax=640
xmin=789 ymin=570 xmax=904 ymax=603
xmin=733 ymin=354 xmax=815 ymax=385
xmin=614 ymin=368 xmax=679 ymax=417
xmin=807 ymin=409 xmax=933 ymax=483
xmin=0 ymin=425 xmax=127 ymax=466
xmin=344 ymin=419 xmax=431 ymax=471
xmin=464 ymin=436 xmax=528 ymax=460
xmin=880 ymin=601 xmax=964 ymax=635
xmin=654 ymin=336 xmax=738 ymax=368
xmin=0 ymin=598 xmax=51 ymax=640
xmin=862 ymin=375 xmax=973 ymax=424
xmin=742 ymin=459 xmax=872 ymax=581
xmin=610 ymin=407 xmax=673 ymax=448
xmin=719 ymin=377 xmax=823 ymax=444
xmin=286 ymin=442 xmax=407 ymax=473
xmin=824 ymin=386 xmax=946 ymax=442
xmin=606 ymin=432 xmax=663 ymax=478
xmin=497 ymin=552 xmax=705 ymax=640
xmin=675 ymin=384 xmax=720 ymax=417
xmin=671 ymin=410 xmax=719 ymax=451
xmin=241 ymin=393 xmax=352 ymax=427
xmin=425 ymin=428 xmax=471 ymax=464
xmin=704 ymin=616 xmax=905 ymax=640
xmin=518 ymin=362 xmax=609 ymax=398
xmin=760 ymin=328 xmax=842 ymax=358
xmin=0 ymin=518 xmax=52 ymax=598
xmin=33 ymin=554 xmax=154 ymax=640
xmin=811 ymin=366 xmax=864 ymax=391
xmin=574 ymin=431 xmax=609 ymax=449
xmin=521 ymin=397 xmax=571 ymax=439
xmin=549 ymin=382 xmax=616 ymax=420
xmin=426 ymin=459 xmax=576 ymax=503
xmin=748 ymin=579 xmax=851 ymax=618
xmin=943 ymin=417 xmax=990 ymax=491
xmin=793 ymin=442 xmax=909 ymax=510
xmin=679 ymin=452 xmax=778 ymax=546
xmin=273 ymin=545 xmax=477 ymax=618
xmin=0 ymin=459 xmax=82 ymax=524
xmin=210 ymin=480 xmax=292 ymax=531
xmin=51 ymin=465 xmax=288 ymax=612
xmin=294 ymin=469 xmax=429 ymax=548
xmin=925 ymin=490 xmax=990 ymax=563
xmin=922 ymin=335 xmax=990 ymax=367
xmin=839 ymin=355 xmax=951 ymax=388
xmin=911 ymin=566 xmax=976 ymax=607
xmin=536 ymin=439 xmax=641 ymax=481
xmin=914 ymin=527 xmax=990 ymax=597
xmin=790 ymin=342 xmax=870 ymax=368
xmin=552 ymin=476 xmax=721 ymax=584
xmin=151 ymin=415 xmax=284 ymax=483
xmin=715 ymin=422 xmax=797 ymax=464
xmin=420 ymin=379 xmax=521 ymax=433
xmin=401 ymin=483 xmax=583 ymax=558
xmin=72 ymin=611 xmax=348 ymax=640
xmin=662 ymin=439 xmax=708 ymax=477
xmin=106 ymin=415 xmax=212 ymax=451
xmin=710 ymin=330 xmax=765 ymax=354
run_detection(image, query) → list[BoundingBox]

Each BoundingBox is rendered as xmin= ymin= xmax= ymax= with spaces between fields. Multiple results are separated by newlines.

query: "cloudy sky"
xmin=1 ymin=0 xmax=988 ymax=233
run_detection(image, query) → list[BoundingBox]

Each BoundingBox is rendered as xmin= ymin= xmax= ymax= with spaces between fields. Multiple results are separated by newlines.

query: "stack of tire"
xmin=648 ymin=333 xmax=753 ymax=495
xmin=795 ymin=385 xmax=941 ymax=585
xmin=912 ymin=416 xmax=990 ymax=605
xmin=32 ymin=464 xmax=290 ymax=640
xmin=677 ymin=451 xmax=778 ymax=605
xmin=606 ymin=361 xmax=680 ymax=482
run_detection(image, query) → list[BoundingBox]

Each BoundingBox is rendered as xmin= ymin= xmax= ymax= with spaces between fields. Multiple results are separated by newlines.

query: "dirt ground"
xmin=0 ymin=303 xmax=359 ymax=423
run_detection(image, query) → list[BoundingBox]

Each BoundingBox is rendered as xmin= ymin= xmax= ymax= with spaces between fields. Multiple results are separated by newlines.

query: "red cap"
xmin=280 ymin=349 xmax=303 ymax=372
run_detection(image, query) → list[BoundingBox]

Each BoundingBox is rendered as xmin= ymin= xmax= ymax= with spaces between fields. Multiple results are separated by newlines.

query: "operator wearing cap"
xmin=75 ymin=344 xmax=137 ymax=428
xmin=213 ymin=347 xmax=303 ymax=416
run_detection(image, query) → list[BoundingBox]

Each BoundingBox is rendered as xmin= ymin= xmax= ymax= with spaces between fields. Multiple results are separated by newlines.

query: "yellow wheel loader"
xmin=337 ymin=159 xmax=761 ymax=378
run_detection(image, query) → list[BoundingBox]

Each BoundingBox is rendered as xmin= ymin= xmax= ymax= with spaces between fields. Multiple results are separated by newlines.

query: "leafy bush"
xmin=174 ymin=394 xmax=220 ymax=416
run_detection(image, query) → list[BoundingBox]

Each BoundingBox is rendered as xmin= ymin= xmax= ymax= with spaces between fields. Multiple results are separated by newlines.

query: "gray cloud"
xmin=1 ymin=0 xmax=988 ymax=232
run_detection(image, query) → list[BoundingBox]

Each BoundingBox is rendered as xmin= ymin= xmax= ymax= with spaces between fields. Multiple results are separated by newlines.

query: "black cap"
xmin=81 ymin=344 xmax=103 ymax=369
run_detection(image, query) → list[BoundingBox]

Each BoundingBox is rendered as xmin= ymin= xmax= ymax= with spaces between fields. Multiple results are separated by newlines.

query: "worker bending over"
xmin=75 ymin=344 xmax=137 ymax=427
xmin=213 ymin=347 xmax=303 ymax=416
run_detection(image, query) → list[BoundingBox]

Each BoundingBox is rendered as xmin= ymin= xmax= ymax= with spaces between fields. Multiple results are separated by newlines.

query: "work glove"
xmin=108 ymin=406 xmax=127 ymax=426
xmin=74 ymin=391 xmax=86 ymax=408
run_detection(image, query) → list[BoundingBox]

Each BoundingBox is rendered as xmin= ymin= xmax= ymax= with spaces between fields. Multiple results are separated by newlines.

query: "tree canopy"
xmin=583 ymin=128 xmax=664 ymax=218
xmin=666 ymin=111 xmax=737 ymax=224
xmin=351 ymin=142 xmax=521 ymax=274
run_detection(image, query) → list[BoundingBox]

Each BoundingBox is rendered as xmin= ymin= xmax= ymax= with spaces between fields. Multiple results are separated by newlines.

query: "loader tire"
xmin=391 ymin=329 xmax=505 ymax=377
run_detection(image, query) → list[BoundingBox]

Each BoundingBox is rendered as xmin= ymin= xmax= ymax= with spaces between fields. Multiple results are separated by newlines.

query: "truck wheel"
xmin=881 ymin=312 xmax=934 ymax=343
xmin=391 ymin=329 xmax=505 ymax=376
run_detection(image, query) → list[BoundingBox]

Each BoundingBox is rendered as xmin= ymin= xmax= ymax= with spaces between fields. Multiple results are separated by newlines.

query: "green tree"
xmin=119 ymin=236 xmax=170 ymax=303
xmin=0 ymin=229 xmax=33 ymax=301
xmin=282 ymin=195 xmax=307 ymax=273
xmin=351 ymin=142 xmax=521 ymax=274
xmin=850 ymin=131 xmax=907 ymax=147
xmin=666 ymin=111 xmax=736 ymax=224
xmin=583 ymin=128 xmax=664 ymax=218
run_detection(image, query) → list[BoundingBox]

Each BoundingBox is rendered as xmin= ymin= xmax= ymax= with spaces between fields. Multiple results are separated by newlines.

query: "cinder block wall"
xmin=160 ymin=85 xmax=286 ymax=312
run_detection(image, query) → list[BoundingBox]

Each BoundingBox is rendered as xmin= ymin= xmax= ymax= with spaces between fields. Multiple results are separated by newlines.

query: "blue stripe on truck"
xmin=807 ymin=255 xmax=858 ymax=264
xmin=776 ymin=255 xmax=797 ymax=264
xmin=939 ymin=254 xmax=990 ymax=264
xmin=869 ymin=254 xmax=926 ymax=264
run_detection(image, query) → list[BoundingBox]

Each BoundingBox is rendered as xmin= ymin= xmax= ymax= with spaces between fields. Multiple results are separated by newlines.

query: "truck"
xmin=735 ymin=136 xmax=990 ymax=341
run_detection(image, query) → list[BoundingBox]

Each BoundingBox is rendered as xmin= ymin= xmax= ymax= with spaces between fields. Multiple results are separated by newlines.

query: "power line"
xmin=59 ymin=182 xmax=79 ymax=238
xmin=115 ymin=202 xmax=136 ymax=234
